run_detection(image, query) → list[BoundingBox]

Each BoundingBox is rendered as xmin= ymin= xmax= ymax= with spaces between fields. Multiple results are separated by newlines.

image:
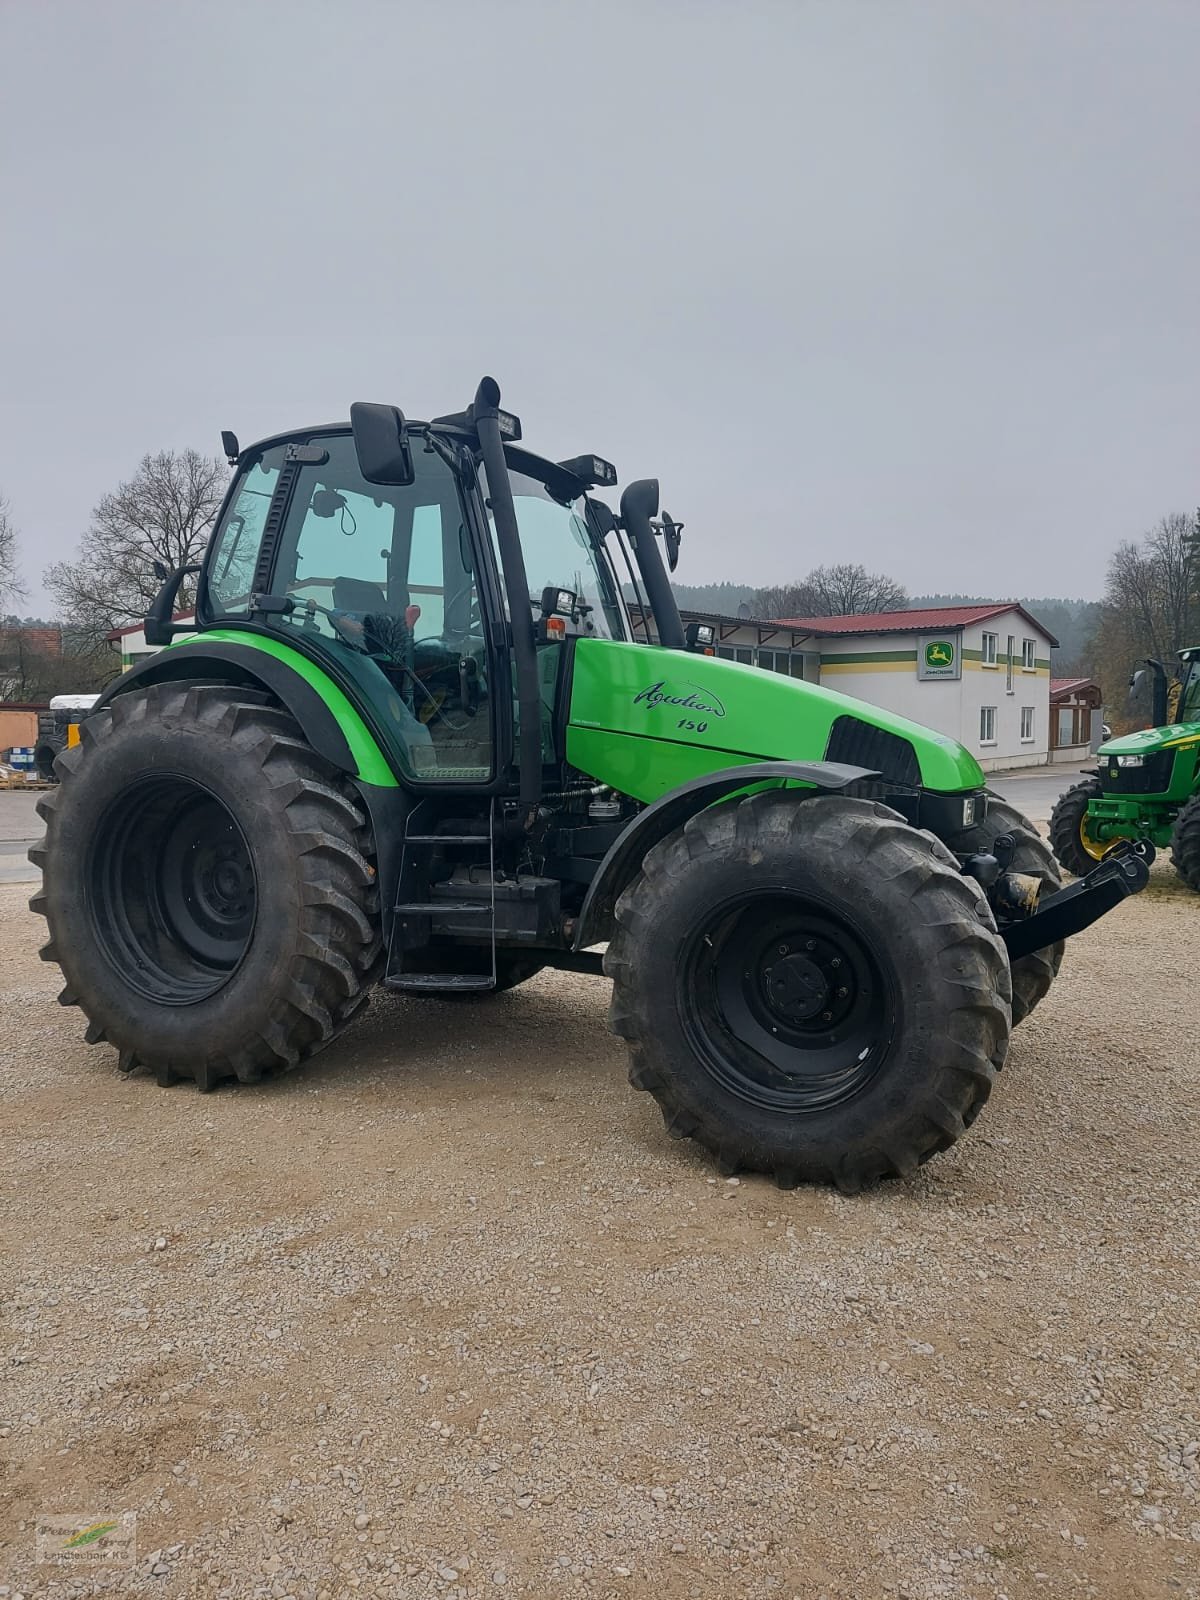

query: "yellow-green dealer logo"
xmin=925 ymin=640 xmax=955 ymax=669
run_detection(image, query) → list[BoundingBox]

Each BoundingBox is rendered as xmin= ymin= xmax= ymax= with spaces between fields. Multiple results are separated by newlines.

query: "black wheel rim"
xmin=679 ymin=892 xmax=896 ymax=1114
xmin=88 ymin=775 xmax=257 ymax=1005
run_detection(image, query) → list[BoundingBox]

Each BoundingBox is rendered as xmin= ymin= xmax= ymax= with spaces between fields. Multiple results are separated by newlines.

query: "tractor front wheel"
xmin=1169 ymin=794 xmax=1200 ymax=891
xmin=606 ymin=793 xmax=1012 ymax=1191
xmin=29 ymin=684 xmax=384 ymax=1089
xmin=1049 ymin=776 xmax=1108 ymax=879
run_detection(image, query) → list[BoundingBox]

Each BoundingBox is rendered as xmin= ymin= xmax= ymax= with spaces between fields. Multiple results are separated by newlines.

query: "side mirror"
xmin=350 ymin=402 xmax=414 ymax=486
xmin=144 ymin=564 xmax=201 ymax=647
xmin=660 ymin=511 xmax=683 ymax=573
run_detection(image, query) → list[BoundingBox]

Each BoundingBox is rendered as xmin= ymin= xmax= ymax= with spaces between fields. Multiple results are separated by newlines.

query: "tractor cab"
xmin=1125 ymin=648 xmax=1200 ymax=733
xmin=1174 ymin=648 xmax=1200 ymax=723
xmin=188 ymin=404 xmax=645 ymax=792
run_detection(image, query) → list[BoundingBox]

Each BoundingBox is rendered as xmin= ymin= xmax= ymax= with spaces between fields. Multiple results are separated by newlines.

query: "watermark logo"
xmin=36 ymin=1512 xmax=137 ymax=1566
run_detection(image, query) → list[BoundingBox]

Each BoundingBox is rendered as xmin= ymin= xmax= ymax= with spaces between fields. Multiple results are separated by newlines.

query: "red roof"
xmin=771 ymin=602 xmax=1057 ymax=645
xmin=1051 ymin=676 xmax=1097 ymax=698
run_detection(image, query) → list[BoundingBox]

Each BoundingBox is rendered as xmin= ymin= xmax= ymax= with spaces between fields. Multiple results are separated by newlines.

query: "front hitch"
xmin=1000 ymin=842 xmax=1152 ymax=961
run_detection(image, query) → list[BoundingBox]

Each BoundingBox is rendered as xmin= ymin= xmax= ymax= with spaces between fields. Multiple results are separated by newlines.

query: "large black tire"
xmin=1169 ymin=793 xmax=1200 ymax=891
xmin=29 ymin=683 xmax=384 ymax=1089
xmin=1049 ymin=776 xmax=1108 ymax=880
xmin=948 ymin=794 xmax=1065 ymax=1026
xmin=606 ymin=793 xmax=1011 ymax=1192
xmin=34 ymin=732 xmax=65 ymax=782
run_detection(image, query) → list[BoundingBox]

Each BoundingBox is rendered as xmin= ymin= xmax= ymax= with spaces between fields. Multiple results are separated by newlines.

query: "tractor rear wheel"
xmin=29 ymin=683 xmax=384 ymax=1089
xmin=1169 ymin=794 xmax=1200 ymax=891
xmin=606 ymin=792 xmax=1011 ymax=1191
xmin=947 ymin=795 xmax=1064 ymax=1026
xmin=1049 ymin=776 xmax=1108 ymax=879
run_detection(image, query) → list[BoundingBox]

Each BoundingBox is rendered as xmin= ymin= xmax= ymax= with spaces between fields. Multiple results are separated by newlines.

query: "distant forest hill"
xmin=628 ymin=585 xmax=1101 ymax=670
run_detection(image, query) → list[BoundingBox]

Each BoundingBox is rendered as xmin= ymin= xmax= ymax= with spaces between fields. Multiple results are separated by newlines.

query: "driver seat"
xmin=331 ymin=577 xmax=416 ymax=703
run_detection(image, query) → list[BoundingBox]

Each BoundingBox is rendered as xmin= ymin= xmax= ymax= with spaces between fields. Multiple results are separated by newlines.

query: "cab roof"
xmin=235 ymin=420 xmax=597 ymax=502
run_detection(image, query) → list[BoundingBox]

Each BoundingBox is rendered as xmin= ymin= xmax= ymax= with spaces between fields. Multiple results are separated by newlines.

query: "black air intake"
xmin=824 ymin=716 xmax=920 ymax=788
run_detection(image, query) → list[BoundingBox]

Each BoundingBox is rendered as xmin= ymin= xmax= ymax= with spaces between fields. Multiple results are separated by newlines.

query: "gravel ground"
xmin=1 ymin=858 xmax=1197 ymax=1600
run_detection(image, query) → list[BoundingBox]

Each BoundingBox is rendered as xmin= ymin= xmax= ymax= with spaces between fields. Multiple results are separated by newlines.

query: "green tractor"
xmin=30 ymin=380 xmax=1149 ymax=1190
xmin=1050 ymin=650 xmax=1200 ymax=890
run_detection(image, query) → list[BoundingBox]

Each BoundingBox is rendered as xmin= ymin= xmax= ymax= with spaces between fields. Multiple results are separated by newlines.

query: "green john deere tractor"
xmin=1050 ymin=650 xmax=1200 ymax=890
xmin=30 ymin=379 xmax=1150 ymax=1190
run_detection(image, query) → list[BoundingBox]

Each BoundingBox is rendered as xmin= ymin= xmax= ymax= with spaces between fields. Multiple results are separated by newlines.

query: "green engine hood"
xmin=1103 ymin=721 xmax=1200 ymax=756
xmin=566 ymin=638 xmax=985 ymax=804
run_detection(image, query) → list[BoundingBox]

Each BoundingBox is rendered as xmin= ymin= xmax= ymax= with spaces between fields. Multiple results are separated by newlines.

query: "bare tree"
xmin=1085 ymin=512 xmax=1200 ymax=728
xmin=44 ymin=450 xmax=228 ymax=648
xmin=753 ymin=563 xmax=908 ymax=620
xmin=0 ymin=495 xmax=26 ymax=608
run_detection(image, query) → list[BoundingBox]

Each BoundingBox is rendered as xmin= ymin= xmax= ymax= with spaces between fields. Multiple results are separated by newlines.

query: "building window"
xmin=1021 ymin=638 xmax=1036 ymax=670
xmin=758 ymin=648 xmax=790 ymax=674
xmin=1006 ymin=635 xmax=1015 ymax=693
xmin=981 ymin=632 xmax=998 ymax=666
xmin=980 ymin=706 xmax=997 ymax=744
xmin=1020 ymin=705 xmax=1035 ymax=742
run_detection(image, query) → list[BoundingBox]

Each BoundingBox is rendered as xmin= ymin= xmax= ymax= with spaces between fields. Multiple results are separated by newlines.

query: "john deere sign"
xmin=918 ymin=635 xmax=961 ymax=681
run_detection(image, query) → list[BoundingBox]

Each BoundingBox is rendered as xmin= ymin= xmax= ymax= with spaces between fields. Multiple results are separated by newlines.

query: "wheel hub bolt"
xmin=806 ymin=939 xmax=816 ymax=951
xmin=830 ymin=957 xmax=842 ymax=969
xmin=821 ymin=1010 xmax=833 ymax=1022
xmin=837 ymin=986 xmax=848 ymax=999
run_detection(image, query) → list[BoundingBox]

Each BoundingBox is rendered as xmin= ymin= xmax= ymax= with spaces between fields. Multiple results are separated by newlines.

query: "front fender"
xmin=573 ymin=760 xmax=878 ymax=950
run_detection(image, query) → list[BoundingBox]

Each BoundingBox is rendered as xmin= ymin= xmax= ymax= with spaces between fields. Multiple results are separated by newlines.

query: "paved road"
xmin=0 ymin=790 xmax=43 ymax=885
xmin=987 ymin=763 xmax=1086 ymax=825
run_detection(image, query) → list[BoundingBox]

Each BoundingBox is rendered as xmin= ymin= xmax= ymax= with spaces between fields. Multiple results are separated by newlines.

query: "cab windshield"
xmin=490 ymin=467 xmax=628 ymax=640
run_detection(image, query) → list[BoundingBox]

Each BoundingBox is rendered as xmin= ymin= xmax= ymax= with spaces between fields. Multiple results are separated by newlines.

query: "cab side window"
xmin=268 ymin=434 xmax=494 ymax=783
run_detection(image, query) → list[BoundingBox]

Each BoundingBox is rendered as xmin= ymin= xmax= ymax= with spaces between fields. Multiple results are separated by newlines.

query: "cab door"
xmin=208 ymin=430 xmax=501 ymax=787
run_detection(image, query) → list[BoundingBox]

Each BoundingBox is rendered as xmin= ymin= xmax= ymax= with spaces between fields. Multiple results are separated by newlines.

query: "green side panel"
xmin=168 ymin=628 xmax=398 ymax=787
xmin=566 ymin=639 xmax=985 ymax=803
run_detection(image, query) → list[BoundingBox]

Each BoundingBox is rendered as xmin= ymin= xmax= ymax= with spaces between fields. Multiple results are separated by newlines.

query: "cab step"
xmin=383 ymin=972 xmax=495 ymax=993
xmin=393 ymin=902 xmax=491 ymax=916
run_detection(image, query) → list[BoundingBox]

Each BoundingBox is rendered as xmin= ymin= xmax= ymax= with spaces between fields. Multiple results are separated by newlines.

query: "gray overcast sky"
xmin=2 ymin=0 xmax=1197 ymax=615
